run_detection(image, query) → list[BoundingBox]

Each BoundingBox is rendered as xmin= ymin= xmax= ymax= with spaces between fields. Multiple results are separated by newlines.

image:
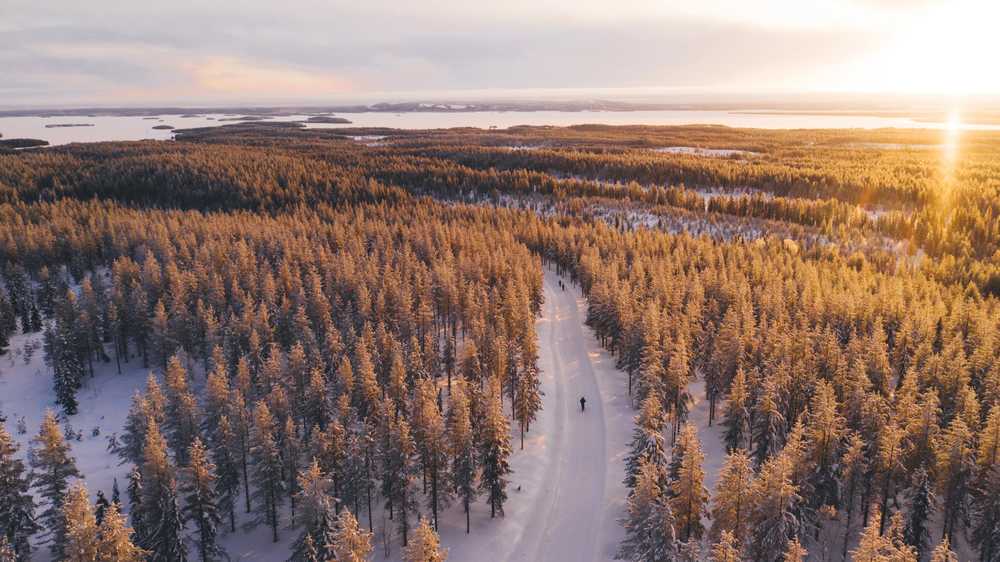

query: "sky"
xmin=2 ymin=0 xmax=998 ymax=107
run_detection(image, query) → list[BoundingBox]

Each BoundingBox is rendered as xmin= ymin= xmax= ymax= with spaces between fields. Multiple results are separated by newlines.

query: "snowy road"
xmin=433 ymin=267 xmax=632 ymax=561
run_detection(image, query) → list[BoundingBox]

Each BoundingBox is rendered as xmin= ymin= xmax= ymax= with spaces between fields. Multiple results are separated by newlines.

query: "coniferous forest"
xmin=2 ymin=122 xmax=1000 ymax=561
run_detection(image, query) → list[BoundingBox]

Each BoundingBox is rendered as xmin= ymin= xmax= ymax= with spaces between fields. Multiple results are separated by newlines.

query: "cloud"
xmin=0 ymin=0 xmax=980 ymax=106
xmin=183 ymin=57 xmax=355 ymax=98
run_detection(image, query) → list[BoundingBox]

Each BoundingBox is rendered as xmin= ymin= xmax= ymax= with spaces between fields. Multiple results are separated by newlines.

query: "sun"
xmin=843 ymin=1 xmax=1000 ymax=95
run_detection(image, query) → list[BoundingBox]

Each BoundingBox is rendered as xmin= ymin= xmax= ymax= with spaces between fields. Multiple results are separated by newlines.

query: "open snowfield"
xmin=0 ymin=331 xmax=150 ymax=562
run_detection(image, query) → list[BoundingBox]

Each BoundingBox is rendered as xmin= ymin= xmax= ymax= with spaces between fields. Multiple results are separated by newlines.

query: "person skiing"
xmin=580 ymin=396 xmax=586 ymax=412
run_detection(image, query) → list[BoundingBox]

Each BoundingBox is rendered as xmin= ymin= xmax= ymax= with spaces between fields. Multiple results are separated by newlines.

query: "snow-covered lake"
xmin=4 ymin=109 xmax=1000 ymax=146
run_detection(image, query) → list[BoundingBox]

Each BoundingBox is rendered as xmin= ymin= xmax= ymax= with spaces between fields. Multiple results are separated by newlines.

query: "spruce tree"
xmin=249 ymin=402 xmax=285 ymax=542
xmin=29 ymin=410 xmax=80 ymax=559
xmin=210 ymin=415 xmax=241 ymax=533
xmin=403 ymin=517 xmax=447 ymax=562
xmin=929 ymin=538 xmax=959 ymax=562
xmin=616 ymin=458 xmax=678 ymax=562
xmin=93 ymin=490 xmax=110 ymax=527
xmin=478 ymin=377 xmax=512 ymax=519
xmin=514 ymin=363 xmax=543 ymax=450
xmin=62 ymin=482 xmax=99 ymax=562
xmin=126 ymin=466 xmax=146 ymax=548
xmin=181 ymin=438 xmax=224 ymax=562
xmin=624 ymin=394 xmax=668 ymax=490
xmin=782 ymin=537 xmax=807 ymax=562
xmin=710 ymin=448 xmax=754 ymax=544
xmin=290 ymin=459 xmax=333 ymax=562
xmin=933 ymin=416 xmax=975 ymax=543
xmin=752 ymin=379 xmax=785 ymax=467
xmin=710 ymin=530 xmax=740 ymax=562
xmin=839 ymin=432 xmax=868 ymax=561
xmin=748 ymin=455 xmax=801 ymax=562
xmin=139 ymin=420 xmax=187 ymax=562
xmin=412 ymin=378 xmax=450 ymax=530
xmin=903 ymin=467 xmax=934 ymax=557
xmin=97 ymin=503 xmax=147 ymax=562
xmin=670 ymin=423 xmax=708 ymax=542
xmin=851 ymin=507 xmax=917 ymax=562
xmin=721 ymin=367 xmax=750 ymax=453
xmin=447 ymin=378 xmax=478 ymax=533
xmin=971 ymin=464 xmax=1000 ymax=561
xmin=329 ymin=509 xmax=373 ymax=562
xmin=0 ymin=422 xmax=37 ymax=560
xmin=44 ymin=291 xmax=87 ymax=415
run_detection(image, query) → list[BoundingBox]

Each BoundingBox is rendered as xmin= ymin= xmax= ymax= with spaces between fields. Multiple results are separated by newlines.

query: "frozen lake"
xmin=3 ymin=109 xmax=1000 ymax=146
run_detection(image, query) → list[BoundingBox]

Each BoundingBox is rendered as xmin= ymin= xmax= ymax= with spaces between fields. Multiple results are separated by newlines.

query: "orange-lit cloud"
xmin=183 ymin=56 xmax=354 ymax=97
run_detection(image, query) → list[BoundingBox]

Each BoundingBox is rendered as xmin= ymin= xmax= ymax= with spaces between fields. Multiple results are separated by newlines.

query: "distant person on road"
xmin=580 ymin=396 xmax=586 ymax=412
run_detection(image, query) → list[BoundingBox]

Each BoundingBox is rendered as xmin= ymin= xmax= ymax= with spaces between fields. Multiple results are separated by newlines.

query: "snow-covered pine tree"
xmin=803 ymin=380 xmax=844 ymax=510
xmin=139 ymin=420 xmax=187 ymax=562
xmin=710 ymin=448 xmax=754 ymax=544
xmin=665 ymin=332 xmax=692 ymax=442
xmin=839 ymin=431 xmax=868 ymax=560
xmin=980 ymin=404 xmax=1000 ymax=470
xmin=929 ymin=537 xmax=959 ymax=562
xmin=752 ymin=378 xmax=785 ymax=467
xmin=403 ymin=517 xmax=447 ymax=562
xmin=624 ymin=394 xmax=668 ymax=490
xmin=329 ymin=509 xmax=373 ymax=562
xmin=447 ymin=378 xmax=478 ymax=534
xmin=202 ymin=363 xmax=230 ymax=440
xmin=163 ymin=355 xmax=202 ymax=464
xmin=903 ymin=467 xmax=934 ymax=557
xmin=709 ymin=530 xmax=740 ymax=562
xmin=933 ymin=416 xmax=975 ymax=543
xmin=29 ymin=410 xmax=80 ymax=559
xmin=210 ymin=415 xmax=241 ymax=533
xmin=281 ymin=417 xmax=304 ymax=522
xmin=120 ymin=375 xmax=165 ymax=463
xmin=44 ymin=291 xmax=87 ymax=415
xmin=150 ymin=299 xmax=172 ymax=371
xmin=126 ymin=466 xmax=146 ymax=547
xmin=670 ymin=423 xmax=709 ymax=542
xmin=97 ymin=503 xmax=147 ymax=562
xmin=61 ymin=482 xmax=99 ymax=562
xmin=748 ymin=454 xmax=801 ymax=562
xmin=227 ymin=386 xmax=253 ymax=515
xmin=93 ymin=490 xmax=110 ymax=527
xmin=721 ymin=366 xmax=751 ymax=453
xmin=249 ymin=402 xmax=285 ymax=542
xmin=478 ymin=376 xmax=512 ymax=519
xmin=971 ymin=463 xmax=1000 ymax=562
xmin=181 ymin=438 xmax=224 ymax=562
xmin=0 ymin=422 xmax=37 ymax=560
xmin=782 ymin=537 xmax=807 ymax=562
xmin=383 ymin=403 xmax=419 ymax=545
xmin=290 ymin=459 xmax=333 ymax=562
xmin=514 ymin=363 xmax=543 ymax=451
xmin=616 ymin=458 xmax=678 ymax=562
xmin=875 ymin=420 xmax=906 ymax=535
xmin=851 ymin=507 xmax=917 ymax=562
xmin=412 ymin=377 xmax=450 ymax=530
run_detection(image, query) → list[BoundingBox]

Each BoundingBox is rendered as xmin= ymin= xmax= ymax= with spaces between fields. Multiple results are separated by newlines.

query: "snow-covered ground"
xmin=650 ymin=147 xmax=759 ymax=158
xmin=1 ymin=269 xmax=636 ymax=561
xmin=399 ymin=267 xmax=632 ymax=561
xmin=0 ymin=331 xmax=149 ymax=562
